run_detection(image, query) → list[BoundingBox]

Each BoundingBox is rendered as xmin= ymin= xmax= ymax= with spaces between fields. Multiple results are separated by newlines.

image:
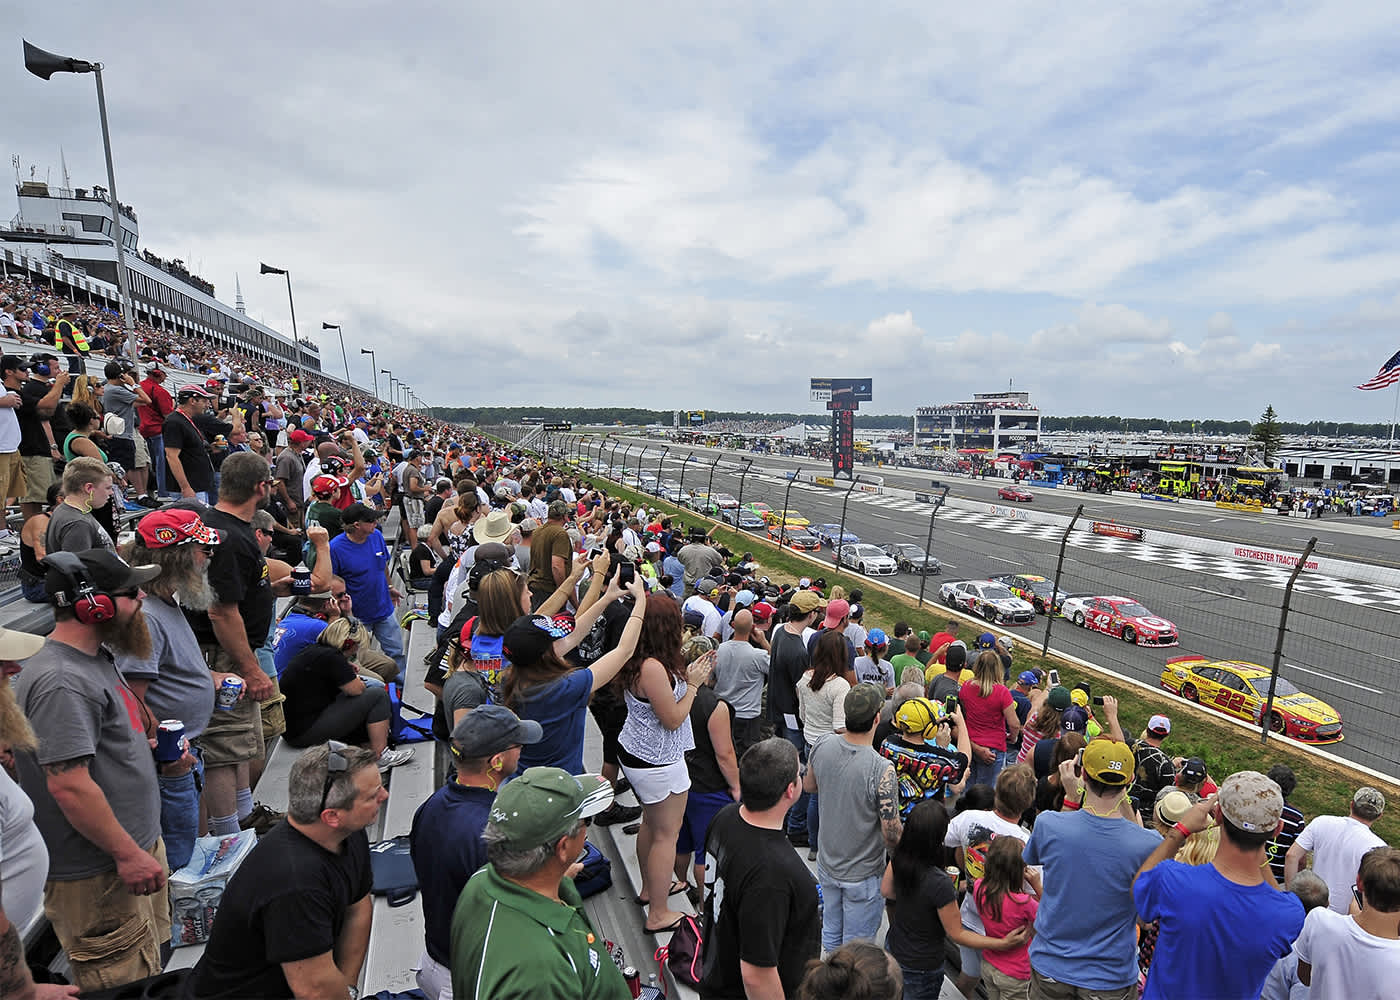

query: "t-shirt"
xmin=808 ymin=735 xmax=891 ymax=881
xmin=409 ymin=782 xmax=494 ymax=966
xmin=682 ymin=595 xmax=722 ymax=638
xmin=1128 ymin=740 xmax=1175 ymax=821
xmin=0 ymin=403 xmax=20 ymax=454
xmin=959 ymin=681 xmax=1014 ymax=750
xmin=163 ymin=409 xmax=215 ymax=493
xmin=879 ymin=735 xmax=968 ymax=817
xmin=889 ymin=652 xmax=922 ymax=682
xmin=677 ymin=542 xmax=724 ymax=587
xmin=1267 ymin=803 xmax=1305 ymax=883
xmin=273 ymin=447 xmax=306 ymax=508
xmin=409 ymin=541 xmax=435 ymax=580
xmin=1023 ymin=810 xmax=1160 ymax=990
xmin=189 ymin=822 xmax=372 ymax=999
xmin=0 ymin=769 xmax=47 ymax=935
xmin=525 ymin=520 xmax=572 ymax=595
xmin=329 ymin=528 xmax=393 ymax=623
xmin=1136 ymin=861 xmax=1304 ymax=1000
xmin=1295 ymin=815 xmax=1385 ymax=914
xmin=45 ymin=502 xmax=114 ymax=554
xmin=103 ymin=382 xmax=139 ymax=440
xmin=713 ymin=639 xmax=768 ymax=720
xmin=441 ymin=669 xmax=489 ymax=723
xmin=885 ymin=864 xmax=957 ymax=971
xmin=698 ymin=804 xmax=821 ymax=999
xmin=271 ymin=611 xmax=331 ymax=678
xmin=854 ymin=655 xmax=895 ymax=691
xmin=945 ymin=808 xmax=1033 ymax=936
xmin=512 ymin=669 xmax=595 ymax=775
xmin=1294 ymin=904 xmax=1400 ymax=999
xmin=17 ymin=378 xmax=55 ymax=457
xmin=927 ymin=672 xmax=962 ymax=704
xmin=187 ymin=505 xmax=275 ymax=651
xmin=973 ymin=880 xmax=1038 ymax=979
xmin=12 ymin=640 xmax=161 ymax=879
xmin=305 ymin=500 xmax=344 ymax=538
xmin=279 ymin=645 xmax=357 ymax=742
xmin=116 ymin=596 xmax=217 ymax=741
xmin=766 ymin=626 xmax=811 ymax=731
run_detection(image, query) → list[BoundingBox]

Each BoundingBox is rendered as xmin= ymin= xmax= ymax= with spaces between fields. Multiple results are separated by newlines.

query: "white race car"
xmin=939 ymin=580 xmax=1037 ymax=625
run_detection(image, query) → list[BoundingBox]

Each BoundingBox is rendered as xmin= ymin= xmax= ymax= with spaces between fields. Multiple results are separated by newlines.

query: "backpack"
xmin=653 ymin=913 xmax=704 ymax=987
xmin=368 ymin=834 xmax=419 ymax=906
xmin=572 ymin=840 xmax=613 ymax=898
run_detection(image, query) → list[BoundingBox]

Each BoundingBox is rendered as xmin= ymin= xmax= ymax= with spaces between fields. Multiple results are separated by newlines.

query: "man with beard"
xmin=12 ymin=549 xmax=169 ymax=993
xmin=0 ymin=623 xmax=78 ymax=1000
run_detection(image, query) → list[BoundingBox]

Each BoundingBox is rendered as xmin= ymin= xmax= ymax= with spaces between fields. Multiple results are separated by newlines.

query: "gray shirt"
xmin=103 ymin=383 xmax=140 ymax=440
xmin=714 ymin=639 xmax=769 ymax=720
xmin=274 ymin=447 xmax=306 ymax=508
xmin=116 ymin=596 xmax=217 ymax=741
xmin=13 ymin=639 xmax=161 ymax=879
xmin=46 ymin=502 xmax=114 ymax=554
xmin=677 ymin=543 xmax=725 ymax=587
xmin=809 ymin=735 xmax=891 ymax=881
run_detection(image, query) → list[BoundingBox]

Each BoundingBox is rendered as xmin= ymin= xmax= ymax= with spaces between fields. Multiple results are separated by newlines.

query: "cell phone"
xmin=1353 ymin=886 xmax=1364 ymax=911
xmin=1092 ymin=696 xmax=1105 ymax=706
xmin=617 ymin=562 xmax=635 ymax=586
xmin=1047 ymin=668 xmax=1061 ymax=687
xmin=943 ymin=694 xmax=960 ymax=716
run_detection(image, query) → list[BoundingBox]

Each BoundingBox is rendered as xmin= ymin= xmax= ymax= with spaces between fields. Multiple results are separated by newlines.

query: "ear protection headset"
xmin=894 ymin=697 xmax=946 ymax=741
xmin=43 ymin=551 xmax=116 ymax=624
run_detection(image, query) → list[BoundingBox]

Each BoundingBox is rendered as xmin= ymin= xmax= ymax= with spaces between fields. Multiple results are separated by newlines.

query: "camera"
xmin=1047 ymin=668 xmax=1060 ymax=687
xmin=1092 ymin=696 xmax=1106 ymax=706
xmin=616 ymin=562 xmax=635 ymax=586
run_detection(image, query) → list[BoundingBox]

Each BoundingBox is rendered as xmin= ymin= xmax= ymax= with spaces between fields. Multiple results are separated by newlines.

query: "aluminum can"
xmin=946 ymin=866 xmax=962 ymax=890
xmin=155 ymin=720 xmax=185 ymax=762
xmin=215 ymin=676 xmax=244 ymax=711
xmin=623 ymin=967 xmax=641 ymax=998
xmin=175 ymin=897 xmax=206 ymax=943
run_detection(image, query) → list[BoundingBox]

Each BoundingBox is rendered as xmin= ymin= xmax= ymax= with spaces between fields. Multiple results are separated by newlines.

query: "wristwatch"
xmin=347 ymin=987 xmax=359 ymax=1000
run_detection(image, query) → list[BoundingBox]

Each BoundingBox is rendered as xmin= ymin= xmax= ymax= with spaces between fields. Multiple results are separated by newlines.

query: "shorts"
xmin=106 ymin=436 xmax=136 ymax=473
xmin=133 ymin=432 xmax=150 ymax=469
xmin=676 ymin=788 xmax=733 ymax=855
xmin=259 ymin=674 xmax=287 ymax=740
xmin=619 ymin=755 xmax=690 ymax=806
xmin=0 ymin=451 xmax=25 ymax=500
xmin=404 ymin=496 xmax=425 ymax=530
xmin=1029 ymin=968 xmax=1137 ymax=1000
xmin=21 ymin=453 xmax=53 ymax=504
xmin=196 ymin=648 xmax=265 ymax=766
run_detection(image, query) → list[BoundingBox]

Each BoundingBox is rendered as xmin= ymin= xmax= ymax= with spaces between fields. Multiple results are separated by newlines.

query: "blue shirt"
xmin=271 ymin=611 xmax=330 ymax=678
xmin=1023 ymin=810 xmax=1160 ymax=989
xmin=662 ymin=556 xmax=685 ymax=599
xmin=329 ymin=529 xmax=393 ymax=622
xmin=1136 ymin=861 xmax=1303 ymax=1000
xmin=409 ymin=780 xmax=494 ymax=965
xmin=513 ymin=668 xmax=594 ymax=775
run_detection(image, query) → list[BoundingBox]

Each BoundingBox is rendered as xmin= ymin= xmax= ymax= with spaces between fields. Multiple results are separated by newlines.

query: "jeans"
xmin=158 ymin=747 xmax=204 ymax=872
xmin=806 ymin=790 xmax=820 ymax=853
xmin=776 ymin=721 xmax=808 ymax=836
xmin=900 ymin=966 xmax=947 ymax=1000
xmin=815 ymin=866 xmax=882 ymax=953
xmin=968 ymin=747 xmax=1009 ymax=790
xmin=145 ymin=434 xmax=166 ymax=496
xmin=366 ymin=613 xmax=406 ymax=673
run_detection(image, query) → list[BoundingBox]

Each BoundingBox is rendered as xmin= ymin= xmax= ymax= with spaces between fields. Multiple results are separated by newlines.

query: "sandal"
xmin=633 ymin=879 xmax=689 ymax=905
xmin=644 ymin=914 xmax=687 ymax=935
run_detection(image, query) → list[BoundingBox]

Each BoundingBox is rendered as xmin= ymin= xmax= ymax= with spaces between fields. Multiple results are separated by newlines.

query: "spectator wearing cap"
xmin=880 ymin=695 xmax=971 ymax=816
xmin=409 ymin=706 xmax=543 ymax=999
xmin=1264 ymin=764 xmax=1305 ymax=885
xmin=306 ymin=473 xmax=348 ymax=538
xmin=115 ymin=509 xmax=226 ymax=871
xmin=804 ymin=684 xmax=902 ymax=952
xmin=100 ymin=360 xmax=154 ymax=504
xmin=163 ymin=383 xmax=218 ymax=501
xmin=525 ymin=498 xmax=574 ymax=611
xmin=925 ymin=641 xmax=967 ymax=701
xmin=854 ymin=629 xmax=894 ymax=695
xmin=974 ymin=631 xmax=1014 ymax=682
xmin=808 ymin=598 xmax=857 ymax=674
xmin=677 ymin=526 xmax=724 ymax=591
xmin=1023 ymin=740 xmax=1161 ymax=999
xmin=1011 ymin=670 xmax=1039 ymax=726
xmin=1286 ymin=785 xmax=1387 ymax=914
xmin=136 ymin=366 xmax=174 ymax=498
xmin=12 ymin=352 xmax=68 ymax=522
xmin=1174 ymin=755 xmax=1217 ymax=798
xmin=915 ymin=628 xmax=935 ymax=666
xmin=843 ymin=602 xmax=868 ymax=649
xmin=44 ymin=457 xmax=115 ymax=554
xmin=273 ymin=427 xmax=313 ymax=515
xmin=926 ymin=622 xmax=960 ymax=666
xmin=448 ymin=767 xmax=628 ymax=1000
xmin=767 ymin=589 xmax=823 ymax=846
xmin=714 ymin=608 xmax=771 ymax=760
xmin=1129 ymin=715 xmax=1177 ymax=824
xmin=329 ymin=502 xmax=405 ymax=674
xmin=1294 ymin=845 xmax=1400 ymax=996
xmin=1134 ymin=771 xmax=1305 ymax=1000
xmin=683 ymin=578 xmax=723 ymax=641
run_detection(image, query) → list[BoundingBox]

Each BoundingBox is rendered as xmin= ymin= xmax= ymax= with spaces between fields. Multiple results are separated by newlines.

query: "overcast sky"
xmin=10 ymin=3 xmax=1400 ymax=422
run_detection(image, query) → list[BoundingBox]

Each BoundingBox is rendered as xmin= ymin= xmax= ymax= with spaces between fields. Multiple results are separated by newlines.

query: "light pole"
xmin=402 ymin=384 xmax=411 ymax=411
xmin=321 ymin=322 xmax=351 ymax=389
xmin=258 ymin=262 xmax=307 ymax=390
xmin=360 ymin=349 xmax=378 ymax=400
xmin=381 ymin=370 xmax=395 ymax=409
xmin=24 ymin=40 xmax=138 ymax=366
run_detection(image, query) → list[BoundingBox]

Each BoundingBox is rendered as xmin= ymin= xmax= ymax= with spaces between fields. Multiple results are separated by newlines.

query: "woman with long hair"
xmin=426 ymin=482 xmax=481 ymax=561
xmin=615 ymin=593 xmax=714 ymax=933
xmin=1016 ymin=689 xmax=1064 ymax=766
xmin=440 ymin=566 xmax=529 ymax=725
xmin=61 ymin=401 xmax=107 ymax=462
xmin=881 ymin=799 xmax=1032 ymax=1000
xmin=959 ymin=651 xmax=1022 ymax=788
xmin=1034 ymin=731 xmax=1086 ymax=816
xmin=796 ymin=629 xmax=853 ymax=861
xmin=796 ymin=941 xmax=902 ymax=1000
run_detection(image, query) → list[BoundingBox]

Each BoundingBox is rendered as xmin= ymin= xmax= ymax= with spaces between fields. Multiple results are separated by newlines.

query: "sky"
xmin=9 ymin=2 xmax=1400 ymax=422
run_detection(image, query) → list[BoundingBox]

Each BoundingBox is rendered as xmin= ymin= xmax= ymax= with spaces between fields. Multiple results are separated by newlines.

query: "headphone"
xmin=43 ymin=551 xmax=117 ymax=624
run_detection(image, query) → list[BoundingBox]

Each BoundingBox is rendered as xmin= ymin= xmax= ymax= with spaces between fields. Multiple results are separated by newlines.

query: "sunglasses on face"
xmin=111 ymin=588 xmax=140 ymax=599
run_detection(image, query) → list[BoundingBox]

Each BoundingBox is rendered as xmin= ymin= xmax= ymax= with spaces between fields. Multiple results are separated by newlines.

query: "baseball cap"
xmin=682 ymin=609 xmax=706 ymax=630
xmin=1060 ymin=706 xmax=1090 ymax=733
xmin=751 ymin=601 xmax=775 ymax=622
xmin=519 ymin=517 xmax=540 ymax=534
xmin=1070 ymin=688 xmax=1090 ymax=709
xmin=547 ymin=499 xmax=571 ymax=519
xmin=288 ymin=429 xmax=314 ymax=445
xmin=944 ymin=644 xmax=966 ymax=671
xmin=502 ymin=614 xmax=572 ymax=665
xmin=843 ymin=683 xmax=885 ymax=729
xmin=341 ymin=502 xmax=386 ymax=524
xmin=1147 ymin=714 xmax=1172 ymax=737
xmin=486 ymin=767 xmax=614 ymax=848
xmin=849 ymin=602 xmax=864 ymax=620
xmin=644 ymin=540 xmax=661 ymax=553
xmin=45 ymin=549 xmax=161 ymax=605
xmin=1218 ymin=770 xmax=1284 ymax=833
xmin=1180 ymin=757 xmax=1208 ymax=783
xmin=975 ymin=632 xmax=997 ymax=649
xmin=866 ymin=628 xmax=888 ymax=648
xmin=311 ymin=474 xmax=349 ymax=496
xmin=451 ymin=705 xmax=543 ymax=758
xmin=1017 ymin=670 xmax=1039 ymax=686
xmin=1354 ymin=786 xmax=1387 ymax=820
xmin=789 ymin=590 xmax=824 ymax=614
xmin=0 ymin=624 xmax=44 ymax=662
xmin=1 ymin=355 xmax=31 ymax=374
xmin=137 ymin=509 xmax=223 ymax=549
xmin=734 ymin=589 xmax=756 ymax=608
xmin=1047 ymin=686 xmax=1072 ymax=710
xmin=695 ymin=579 xmax=719 ymax=597
xmin=822 ymin=598 xmax=850 ymax=629
xmin=176 ymin=384 xmax=214 ymax=399
xmin=1081 ymin=739 xmax=1135 ymax=786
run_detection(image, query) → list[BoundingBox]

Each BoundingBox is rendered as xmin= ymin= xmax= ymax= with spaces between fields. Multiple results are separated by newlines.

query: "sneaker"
xmin=239 ymin=802 xmax=285 ymax=836
xmin=592 ymin=802 xmax=643 ymax=826
xmin=807 ymin=848 xmax=817 ymax=862
xmin=378 ymin=746 xmax=416 ymax=771
xmin=137 ymin=494 xmax=162 ymax=509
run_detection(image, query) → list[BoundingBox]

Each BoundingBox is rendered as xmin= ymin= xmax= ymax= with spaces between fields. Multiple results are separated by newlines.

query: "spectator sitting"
xmin=796 ymin=941 xmax=903 ymax=1000
xmin=16 ymin=483 xmax=60 ymax=602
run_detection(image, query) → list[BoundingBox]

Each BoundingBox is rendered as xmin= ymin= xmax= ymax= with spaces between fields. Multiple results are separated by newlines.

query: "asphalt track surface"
xmin=575 ymin=435 xmax=1400 ymax=777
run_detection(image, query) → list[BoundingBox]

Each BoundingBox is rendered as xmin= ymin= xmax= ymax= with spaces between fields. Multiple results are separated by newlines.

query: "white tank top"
xmin=619 ymin=675 xmax=695 ymax=765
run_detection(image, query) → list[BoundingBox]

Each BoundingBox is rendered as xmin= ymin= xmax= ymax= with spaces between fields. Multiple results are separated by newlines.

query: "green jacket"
xmin=450 ymin=864 xmax=630 ymax=1000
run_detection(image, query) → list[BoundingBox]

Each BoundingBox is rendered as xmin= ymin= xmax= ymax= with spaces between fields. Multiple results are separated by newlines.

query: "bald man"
xmin=715 ymin=609 xmax=771 ymax=759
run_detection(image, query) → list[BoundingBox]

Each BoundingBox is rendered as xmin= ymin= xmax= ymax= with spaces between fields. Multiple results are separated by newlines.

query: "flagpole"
xmin=1391 ymin=379 xmax=1399 ymax=452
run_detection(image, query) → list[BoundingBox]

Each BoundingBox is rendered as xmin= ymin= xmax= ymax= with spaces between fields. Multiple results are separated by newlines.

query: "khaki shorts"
xmin=259 ymin=673 xmax=287 ymax=740
xmin=355 ymin=645 xmax=400 ymax=684
xmin=21 ymin=453 xmax=53 ymax=504
xmin=196 ymin=648 xmax=265 ymax=766
xmin=403 ymin=496 xmax=425 ymax=530
xmin=133 ymin=432 xmax=150 ymax=470
xmin=0 ymin=450 xmax=26 ymax=501
xmin=44 ymin=839 xmax=170 ymax=994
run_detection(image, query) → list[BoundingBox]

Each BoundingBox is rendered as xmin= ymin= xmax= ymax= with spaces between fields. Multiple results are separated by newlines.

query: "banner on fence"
xmin=1092 ymin=521 xmax=1145 ymax=541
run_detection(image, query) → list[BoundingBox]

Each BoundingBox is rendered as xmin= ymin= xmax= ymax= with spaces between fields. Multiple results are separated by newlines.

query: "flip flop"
xmin=633 ymin=879 xmax=689 ymax=905
xmin=644 ymin=914 xmax=687 ymax=935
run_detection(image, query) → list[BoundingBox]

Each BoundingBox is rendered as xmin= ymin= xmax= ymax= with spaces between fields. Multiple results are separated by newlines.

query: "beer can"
xmin=215 ymin=676 xmax=244 ymax=711
xmin=623 ymin=966 xmax=641 ymax=999
xmin=946 ymin=866 xmax=962 ymax=889
xmin=174 ymin=896 xmax=206 ymax=944
xmin=290 ymin=566 xmax=312 ymax=595
xmin=155 ymin=720 xmax=186 ymax=762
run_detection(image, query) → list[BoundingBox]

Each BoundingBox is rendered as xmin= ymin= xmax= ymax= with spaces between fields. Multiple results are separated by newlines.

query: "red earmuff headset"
xmin=43 ymin=551 xmax=116 ymax=624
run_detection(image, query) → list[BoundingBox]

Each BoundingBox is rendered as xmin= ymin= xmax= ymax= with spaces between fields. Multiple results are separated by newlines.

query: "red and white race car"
xmin=1059 ymin=594 xmax=1179 ymax=646
xmin=997 ymin=486 xmax=1033 ymax=502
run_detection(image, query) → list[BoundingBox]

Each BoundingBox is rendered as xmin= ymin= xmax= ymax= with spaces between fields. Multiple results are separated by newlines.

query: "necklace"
xmin=456 ymin=773 xmax=499 ymax=793
xmin=1082 ymin=793 xmax=1128 ymax=818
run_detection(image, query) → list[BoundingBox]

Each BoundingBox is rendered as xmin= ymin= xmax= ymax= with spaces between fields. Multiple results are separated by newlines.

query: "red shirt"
xmin=960 ymin=681 xmax=1014 ymax=750
xmin=138 ymin=378 xmax=174 ymax=437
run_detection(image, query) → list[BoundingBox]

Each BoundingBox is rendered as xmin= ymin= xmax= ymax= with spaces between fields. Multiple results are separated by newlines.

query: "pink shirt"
xmin=959 ymin=681 xmax=1014 ymax=750
xmin=972 ymin=879 xmax=1038 ymax=979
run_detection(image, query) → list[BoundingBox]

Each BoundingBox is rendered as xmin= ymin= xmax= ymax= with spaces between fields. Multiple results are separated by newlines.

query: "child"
xmin=972 ymin=835 xmax=1039 ymax=1000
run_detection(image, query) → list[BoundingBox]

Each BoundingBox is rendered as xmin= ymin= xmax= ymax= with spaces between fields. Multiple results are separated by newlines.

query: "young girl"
xmin=972 ymin=835 xmax=1039 ymax=1000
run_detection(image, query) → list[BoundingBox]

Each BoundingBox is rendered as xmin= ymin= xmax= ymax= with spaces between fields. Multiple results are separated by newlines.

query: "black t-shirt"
xmin=188 ymin=821 xmax=372 ymax=999
xmin=183 ymin=505 xmax=275 ymax=650
xmin=698 ymin=804 xmax=820 ymax=999
xmin=1129 ymin=740 xmax=1175 ymax=818
xmin=409 ymin=542 xmax=435 ymax=579
xmin=17 ymin=378 xmax=55 ymax=456
xmin=424 ymin=494 xmax=446 ymax=526
xmin=163 ymin=411 xmax=215 ymax=493
xmin=281 ymin=645 xmax=357 ymax=741
xmin=884 ymin=864 xmax=957 ymax=970
xmin=193 ymin=411 xmax=235 ymax=470
xmin=766 ymin=626 xmax=811 ymax=728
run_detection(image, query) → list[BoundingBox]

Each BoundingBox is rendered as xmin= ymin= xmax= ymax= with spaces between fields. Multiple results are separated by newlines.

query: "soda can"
xmin=155 ymin=720 xmax=185 ymax=762
xmin=290 ymin=566 xmax=312 ymax=595
xmin=215 ymin=676 xmax=244 ymax=711
xmin=622 ymin=967 xmax=641 ymax=999
xmin=946 ymin=866 xmax=962 ymax=890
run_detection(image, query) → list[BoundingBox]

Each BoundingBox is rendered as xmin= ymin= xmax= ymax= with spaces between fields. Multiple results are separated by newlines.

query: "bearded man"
xmin=12 ymin=548 xmax=170 ymax=993
xmin=116 ymin=509 xmax=225 ymax=872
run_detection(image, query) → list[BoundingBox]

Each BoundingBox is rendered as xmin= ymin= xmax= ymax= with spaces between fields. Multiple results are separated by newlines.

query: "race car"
xmin=880 ymin=542 xmax=941 ymax=574
xmin=989 ymin=573 xmax=1064 ymax=614
xmin=744 ymin=502 xmax=772 ymax=520
xmin=712 ymin=493 xmax=739 ymax=509
xmin=1060 ymin=595 xmax=1178 ymax=646
xmin=811 ymin=524 xmax=860 ymax=548
xmin=838 ymin=543 xmax=899 ymax=576
xmin=770 ymin=526 xmax=821 ymax=551
xmin=997 ymin=485 xmax=1033 ymax=502
xmin=764 ymin=509 xmax=809 ymax=528
xmin=938 ymin=580 xmax=1037 ymax=625
xmin=722 ymin=507 xmax=767 ymax=530
xmin=1160 ymin=656 xmax=1343 ymax=743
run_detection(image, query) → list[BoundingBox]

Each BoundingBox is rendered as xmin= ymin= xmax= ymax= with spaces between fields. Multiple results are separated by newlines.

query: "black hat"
xmin=1 ymin=355 xmax=31 ymax=374
xmin=44 ymin=549 xmax=161 ymax=606
xmin=341 ymin=502 xmax=385 ymax=524
xmin=502 ymin=614 xmax=573 ymax=665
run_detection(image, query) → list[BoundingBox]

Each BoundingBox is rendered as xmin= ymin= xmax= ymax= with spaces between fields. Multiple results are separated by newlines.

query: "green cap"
xmin=487 ymin=767 xmax=614 ymax=848
xmin=917 ymin=630 xmax=931 ymax=642
xmin=843 ymin=682 xmax=886 ymax=729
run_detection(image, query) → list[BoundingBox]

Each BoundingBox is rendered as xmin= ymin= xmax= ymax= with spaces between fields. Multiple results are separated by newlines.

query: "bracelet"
xmin=1172 ymin=822 xmax=1193 ymax=839
xmin=1061 ymin=798 xmax=1081 ymax=811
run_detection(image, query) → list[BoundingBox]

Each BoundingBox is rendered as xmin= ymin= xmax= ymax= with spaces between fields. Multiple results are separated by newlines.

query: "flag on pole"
xmin=1357 ymin=348 xmax=1400 ymax=390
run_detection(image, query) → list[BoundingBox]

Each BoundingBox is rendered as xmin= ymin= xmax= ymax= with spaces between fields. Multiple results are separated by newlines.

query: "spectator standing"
xmin=713 ymin=608 xmax=769 ymax=759
xmin=524 ymin=498 xmax=574 ymax=611
xmin=186 ymin=743 xmax=381 ymax=999
xmin=1295 ymin=845 xmax=1400 ymax=998
xmin=796 ymin=630 xmax=854 ymax=861
xmin=803 ymin=683 xmax=901 ymax=952
xmin=163 ymin=384 xmax=218 ymax=501
xmin=879 ymin=696 xmax=971 ymax=815
xmin=1010 ymin=671 xmax=1037 ymax=726
xmin=972 ymin=835 xmax=1040 ymax=1000
xmin=0 ymin=357 xmax=26 ymax=509
xmin=677 ymin=527 xmax=725 ymax=590
xmin=890 ymin=636 xmax=924 ymax=688
xmin=1267 ymin=763 xmax=1306 ymax=884
xmin=329 ymin=502 xmax=405 ymax=675
xmin=15 ymin=355 xmax=68 ymax=521
xmin=674 ymin=640 xmax=740 ymax=904
xmin=796 ymin=942 xmax=902 ymax=1000
xmin=100 ymin=361 xmax=154 ymax=505
xmin=1128 ymin=715 xmax=1176 ymax=823
xmin=1286 ymin=786 xmax=1387 ymax=914
xmin=137 ymin=366 xmax=173 ymax=499
xmin=768 ymin=589 xmax=822 ymax=846
xmin=697 ymin=738 xmax=821 ymax=1000
xmin=959 ymin=651 xmax=1021 ymax=788
xmin=273 ymin=427 xmax=313 ymax=517
xmin=1133 ymin=771 xmax=1305 ymax=1000
xmin=44 ymin=457 xmax=115 ymax=553
xmin=854 ymin=629 xmax=894 ymax=694
xmin=925 ymin=642 xmax=967 ymax=701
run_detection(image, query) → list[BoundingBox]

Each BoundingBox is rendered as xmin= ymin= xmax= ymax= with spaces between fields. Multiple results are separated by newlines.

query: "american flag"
xmin=1357 ymin=348 xmax=1400 ymax=390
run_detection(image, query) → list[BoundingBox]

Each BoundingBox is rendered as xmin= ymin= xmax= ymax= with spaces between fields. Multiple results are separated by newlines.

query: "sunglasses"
xmin=318 ymin=740 xmax=350 ymax=812
xmin=111 ymin=588 xmax=141 ymax=599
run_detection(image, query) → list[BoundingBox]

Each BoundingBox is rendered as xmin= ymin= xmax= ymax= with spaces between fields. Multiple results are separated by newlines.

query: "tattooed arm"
xmin=1 ymin=889 xmax=79 ymax=1000
xmin=44 ymin=757 xmax=166 ymax=896
xmin=877 ymin=762 xmax=903 ymax=852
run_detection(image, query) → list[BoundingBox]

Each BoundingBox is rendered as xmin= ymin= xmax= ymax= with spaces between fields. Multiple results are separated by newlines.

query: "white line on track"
xmin=1187 ymin=586 xmax=1248 ymax=602
xmin=986 ymin=555 xmax=1017 ymax=564
xmin=947 ymin=530 xmax=972 ymax=538
xmin=1169 ymin=519 xmax=1197 ymax=525
xmin=868 ymin=513 xmax=893 ymax=519
xmin=1286 ymin=663 xmax=1383 ymax=695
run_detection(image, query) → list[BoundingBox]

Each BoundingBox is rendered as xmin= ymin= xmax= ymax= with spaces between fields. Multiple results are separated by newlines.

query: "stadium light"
xmin=360 ymin=348 xmax=378 ymax=400
xmin=321 ymin=322 xmax=351 ymax=388
xmin=258 ymin=262 xmax=308 ymax=390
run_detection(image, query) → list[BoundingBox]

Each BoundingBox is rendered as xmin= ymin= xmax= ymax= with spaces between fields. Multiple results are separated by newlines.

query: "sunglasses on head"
xmin=318 ymin=740 xmax=350 ymax=812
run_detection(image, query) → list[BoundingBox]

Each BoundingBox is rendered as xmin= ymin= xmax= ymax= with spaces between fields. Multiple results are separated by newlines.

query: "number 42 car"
xmin=1160 ymin=656 xmax=1343 ymax=744
xmin=1059 ymin=594 xmax=1179 ymax=646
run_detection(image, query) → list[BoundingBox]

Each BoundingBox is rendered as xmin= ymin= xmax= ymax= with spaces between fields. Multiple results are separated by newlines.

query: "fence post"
xmin=833 ymin=478 xmax=859 ymax=577
xmin=917 ymin=482 xmax=950 ymax=608
xmin=1041 ymin=505 xmax=1084 ymax=658
xmin=1261 ymin=537 xmax=1318 ymax=745
xmin=678 ymin=451 xmax=694 ymax=506
xmin=706 ymin=455 xmax=723 ymax=508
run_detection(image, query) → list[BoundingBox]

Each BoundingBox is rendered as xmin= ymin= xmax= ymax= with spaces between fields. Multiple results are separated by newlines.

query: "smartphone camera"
xmin=1047 ymin=668 xmax=1061 ymax=687
xmin=943 ymin=694 xmax=960 ymax=716
xmin=617 ymin=562 xmax=636 ymax=586
xmin=1092 ymin=696 xmax=1106 ymax=706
